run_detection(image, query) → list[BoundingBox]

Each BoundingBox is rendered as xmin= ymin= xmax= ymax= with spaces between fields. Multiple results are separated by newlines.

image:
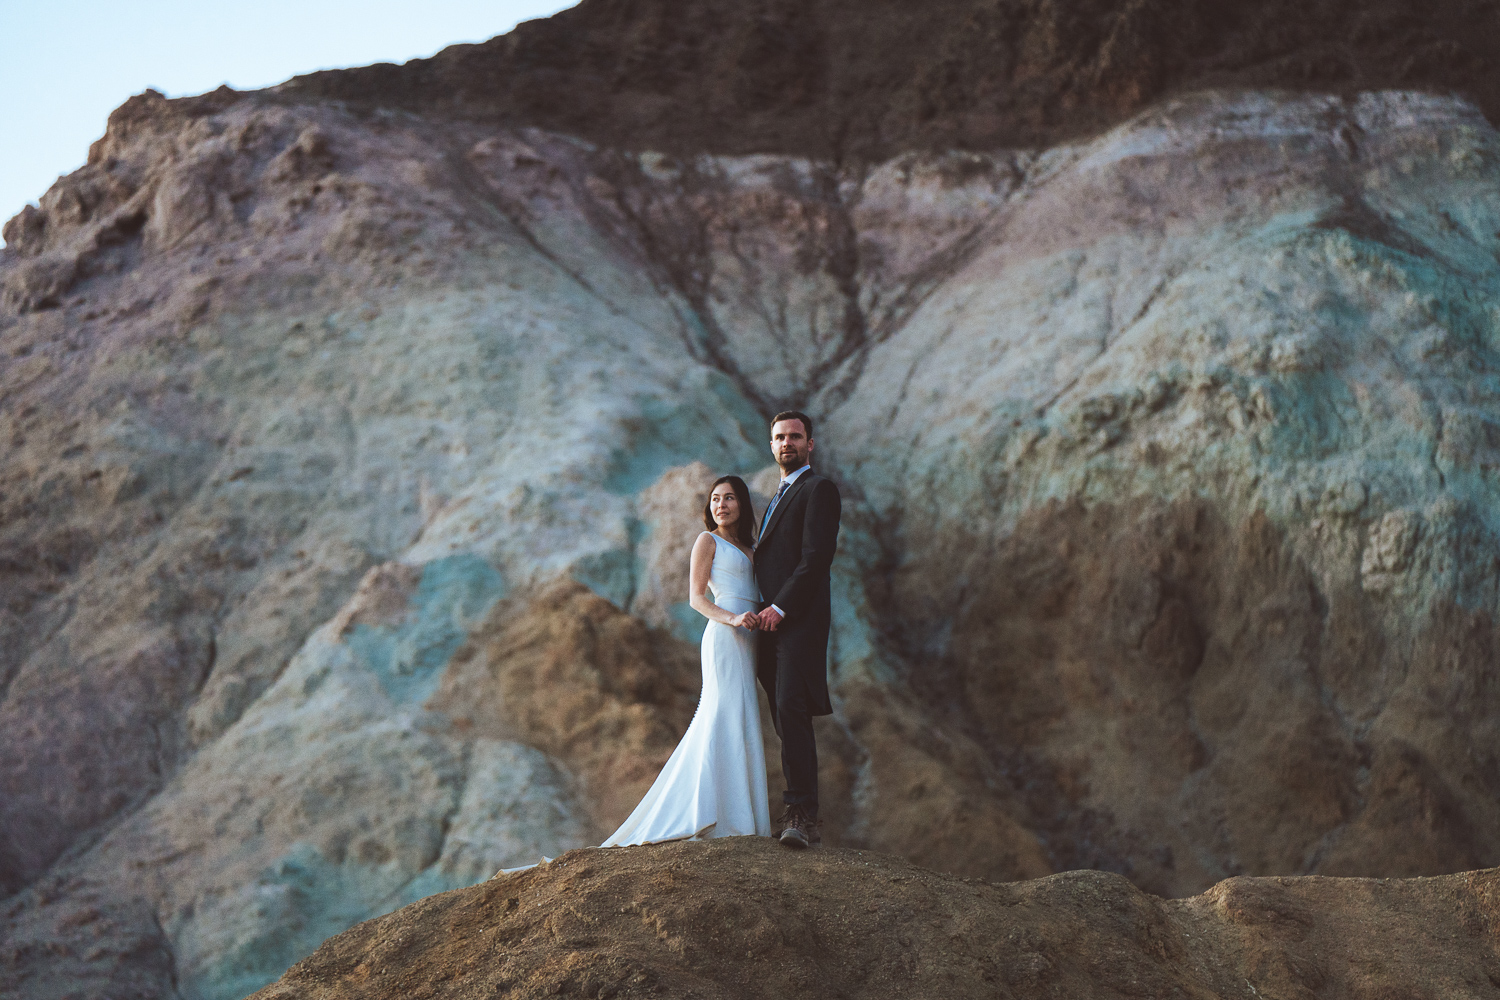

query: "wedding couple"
xmin=602 ymin=410 xmax=841 ymax=851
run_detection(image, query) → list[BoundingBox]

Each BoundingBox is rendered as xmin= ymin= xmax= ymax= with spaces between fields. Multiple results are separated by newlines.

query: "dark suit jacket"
xmin=753 ymin=470 xmax=841 ymax=717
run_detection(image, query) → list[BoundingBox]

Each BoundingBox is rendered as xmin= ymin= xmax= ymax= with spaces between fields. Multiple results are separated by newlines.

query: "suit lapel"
xmin=759 ymin=472 xmax=812 ymax=546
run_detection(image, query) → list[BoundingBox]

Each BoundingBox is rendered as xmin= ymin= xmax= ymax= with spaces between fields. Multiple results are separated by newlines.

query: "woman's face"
xmin=710 ymin=485 xmax=740 ymax=529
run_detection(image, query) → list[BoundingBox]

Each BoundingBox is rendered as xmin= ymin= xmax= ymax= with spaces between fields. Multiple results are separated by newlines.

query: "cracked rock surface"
xmin=2 ymin=51 xmax=1500 ymax=1000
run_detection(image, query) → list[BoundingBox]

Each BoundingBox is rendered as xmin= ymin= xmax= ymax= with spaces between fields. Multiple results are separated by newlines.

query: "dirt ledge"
xmin=252 ymin=837 xmax=1500 ymax=999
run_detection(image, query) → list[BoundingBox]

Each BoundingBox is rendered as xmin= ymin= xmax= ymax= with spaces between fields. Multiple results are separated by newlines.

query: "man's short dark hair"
xmin=771 ymin=410 xmax=813 ymax=439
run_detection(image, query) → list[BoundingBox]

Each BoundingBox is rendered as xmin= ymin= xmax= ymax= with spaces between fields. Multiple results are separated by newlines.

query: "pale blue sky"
xmin=0 ymin=0 xmax=575 ymax=241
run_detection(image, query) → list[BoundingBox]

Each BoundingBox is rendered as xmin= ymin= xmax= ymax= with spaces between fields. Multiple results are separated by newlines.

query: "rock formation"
xmin=253 ymin=839 xmax=1500 ymax=1000
xmin=282 ymin=0 xmax=1500 ymax=159
xmin=3 ymin=0 xmax=1500 ymax=996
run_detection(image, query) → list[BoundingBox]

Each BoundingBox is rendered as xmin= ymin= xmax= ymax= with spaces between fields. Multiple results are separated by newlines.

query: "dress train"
xmin=501 ymin=532 xmax=770 ymax=872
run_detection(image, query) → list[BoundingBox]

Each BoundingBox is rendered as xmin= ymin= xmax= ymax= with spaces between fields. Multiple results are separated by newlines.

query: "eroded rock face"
xmin=1 ymin=73 xmax=1499 ymax=998
xmin=274 ymin=0 xmax=1500 ymax=160
xmin=250 ymin=839 xmax=1500 ymax=1000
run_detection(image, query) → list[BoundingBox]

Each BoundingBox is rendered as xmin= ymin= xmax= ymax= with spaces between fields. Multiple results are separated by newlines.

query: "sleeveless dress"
xmin=600 ymin=532 xmax=772 ymax=844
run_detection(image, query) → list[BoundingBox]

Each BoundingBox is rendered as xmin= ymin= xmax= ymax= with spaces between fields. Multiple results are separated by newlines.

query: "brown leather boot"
xmin=777 ymin=808 xmax=810 ymax=849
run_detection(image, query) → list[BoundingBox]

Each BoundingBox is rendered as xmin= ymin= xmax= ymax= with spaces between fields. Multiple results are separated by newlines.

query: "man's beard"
xmin=778 ymin=451 xmax=804 ymax=470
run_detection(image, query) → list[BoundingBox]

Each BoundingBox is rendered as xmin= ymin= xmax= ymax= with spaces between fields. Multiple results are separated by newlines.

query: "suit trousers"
xmin=757 ymin=629 xmax=819 ymax=822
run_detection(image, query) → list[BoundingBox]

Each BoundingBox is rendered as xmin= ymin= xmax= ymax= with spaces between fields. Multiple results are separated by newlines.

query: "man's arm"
xmin=764 ymin=479 xmax=841 ymax=627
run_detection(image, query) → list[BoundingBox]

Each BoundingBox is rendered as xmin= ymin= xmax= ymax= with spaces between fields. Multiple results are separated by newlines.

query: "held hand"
xmin=730 ymin=611 xmax=759 ymax=631
xmin=760 ymin=607 xmax=784 ymax=632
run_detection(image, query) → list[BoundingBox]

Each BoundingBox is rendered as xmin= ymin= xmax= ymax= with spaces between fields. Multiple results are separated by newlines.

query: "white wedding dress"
xmin=600 ymin=532 xmax=771 ymax=845
xmin=499 ymin=532 xmax=770 ymax=874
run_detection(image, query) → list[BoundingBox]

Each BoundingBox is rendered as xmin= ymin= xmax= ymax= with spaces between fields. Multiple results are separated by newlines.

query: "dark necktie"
xmin=760 ymin=479 xmax=791 ymax=541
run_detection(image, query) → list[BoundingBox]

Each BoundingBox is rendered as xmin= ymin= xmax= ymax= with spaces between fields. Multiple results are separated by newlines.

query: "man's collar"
xmin=780 ymin=464 xmax=812 ymax=485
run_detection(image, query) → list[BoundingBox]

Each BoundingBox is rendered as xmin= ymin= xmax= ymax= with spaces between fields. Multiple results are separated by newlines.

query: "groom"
xmin=752 ymin=411 xmax=841 ymax=849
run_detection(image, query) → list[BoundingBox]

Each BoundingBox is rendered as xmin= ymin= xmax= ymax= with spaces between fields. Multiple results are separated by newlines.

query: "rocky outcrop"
xmin=3 ymin=9 xmax=1500 ymax=997
xmin=276 ymin=0 xmax=1500 ymax=160
xmin=253 ymin=839 xmax=1500 ymax=1000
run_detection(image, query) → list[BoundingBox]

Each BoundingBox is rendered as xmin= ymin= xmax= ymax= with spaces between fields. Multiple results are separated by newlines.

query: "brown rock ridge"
xmin=252 ymin=838 xmax=1500 ymax=1000
xmin=889 ymin=498 xmax=1500 ymax=892
xmin=428 ymin=581 xmax=714 ymax=840
xmin=274 ymin=0 xmax=1500 ymax=159
xmin=425 ymin=581 xmax=995 ymax=867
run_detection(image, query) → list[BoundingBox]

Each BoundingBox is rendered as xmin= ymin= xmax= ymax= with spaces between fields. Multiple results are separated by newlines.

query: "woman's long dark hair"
xmin=702 ymin=475 xmax=757 ymax=549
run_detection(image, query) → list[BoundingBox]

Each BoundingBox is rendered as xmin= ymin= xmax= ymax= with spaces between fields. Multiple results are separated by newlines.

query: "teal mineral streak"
xmin=570 ymin=547 xmax=637 ymax=610
xmin=212 ymin=846 xmax=367 ymax=1000
xmin=344 ymin=554 xmax=506 ymax=705
xmin=182 ymin=841 xmax=423 ymax=1000
xmin=602 ymin=374 xmax=766 ymax=496
xmin=667 ymin=600 xmax=708 ymax=644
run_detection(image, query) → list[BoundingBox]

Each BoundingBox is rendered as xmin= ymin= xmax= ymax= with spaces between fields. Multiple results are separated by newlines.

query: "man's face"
xmin=770 ymin=419 xmax=812 ymax=472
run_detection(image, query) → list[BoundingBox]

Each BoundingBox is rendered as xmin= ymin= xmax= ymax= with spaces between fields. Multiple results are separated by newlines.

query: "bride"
xmin=499 ymin=475 xmax=770 ymax=873
xmin=601 ymin=474 xmax=771 ymax=845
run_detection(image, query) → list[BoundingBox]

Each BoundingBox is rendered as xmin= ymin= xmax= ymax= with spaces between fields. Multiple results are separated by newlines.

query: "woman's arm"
xmin=688 ymin=533 xmax=758 ymax=629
